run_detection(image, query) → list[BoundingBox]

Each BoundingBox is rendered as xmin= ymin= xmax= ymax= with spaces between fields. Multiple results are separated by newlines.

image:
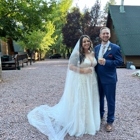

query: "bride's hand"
xmin=84 ymin=68 xmax=92 ymax=74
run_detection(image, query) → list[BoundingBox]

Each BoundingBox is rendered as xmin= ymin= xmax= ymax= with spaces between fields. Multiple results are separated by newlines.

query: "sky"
xmin=73 ymin=0 xmax=140 ymax=11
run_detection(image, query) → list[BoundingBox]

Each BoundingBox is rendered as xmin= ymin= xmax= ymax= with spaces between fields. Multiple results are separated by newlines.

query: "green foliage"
xmin=90 ymin=0 xmax=101 ymax=26
xmin=18 ymin=30 xmax=43 ymax=51
xmin=84 ymin=0 xmax=101 ymax=44
xmin=0 ymin=0 xmax=53 ymax=40
xmin=0 ymin=0 xmax=73 ymax=56
xmin=40 ymin=21 xmax=57 ymax=52
xmin=62 ymin=0 xmax=101 ymax=48
xmin=49 ymin=0 xmax=73 ymax=53
xmin=18 ymin=21 xmax=56 ymax=52
xmin=62 ymin=7 xmax=82 ymax=48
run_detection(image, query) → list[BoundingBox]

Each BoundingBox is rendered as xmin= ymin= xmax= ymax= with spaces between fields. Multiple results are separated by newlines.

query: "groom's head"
xmin=99 ymin=27 xmax=111 ymax=43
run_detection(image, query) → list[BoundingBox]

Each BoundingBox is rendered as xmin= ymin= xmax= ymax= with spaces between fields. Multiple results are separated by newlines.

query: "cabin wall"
xmin=124 ymin=56 xmax=140 ymax=67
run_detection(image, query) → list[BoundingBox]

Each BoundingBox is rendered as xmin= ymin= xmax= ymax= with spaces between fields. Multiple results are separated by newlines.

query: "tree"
xmin=80 ymin=9 xmax=91 ymax=34
xmin=11 ymin=0 xmax=72 ymax=59
xmin=49 ymin=0 xmax=73 ymax=55
xmin=62 ymin=0 xmax=102 ymax=50
xmin=98 ymin=0 xmax=116 ymax=26
xmin=18 ymin=21 xmax=56 ymax=60
xmin=40 ymin=22 xmax=57 ymax=52
xmin=62 ymin=7 xmax=83 ymax=49
xmin=79 ymin=0 xmax=101 ymax=45
xmin=90 ymin=0 xmax=101 ymax=27
xmin=0 ymin=0 xmax=54 ymax=40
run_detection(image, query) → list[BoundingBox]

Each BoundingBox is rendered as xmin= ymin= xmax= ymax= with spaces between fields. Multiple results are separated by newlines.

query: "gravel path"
xmin=0 ymin=59 xmax=140 ymax=140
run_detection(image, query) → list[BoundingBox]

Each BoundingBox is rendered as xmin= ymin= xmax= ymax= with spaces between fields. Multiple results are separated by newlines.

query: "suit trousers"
xmin=98 ymin=80 xmax=116 ymax=124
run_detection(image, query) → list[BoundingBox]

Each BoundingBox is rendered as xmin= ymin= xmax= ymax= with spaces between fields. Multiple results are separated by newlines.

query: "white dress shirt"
xmin=98 ymin=41 xmax=110 ymax=59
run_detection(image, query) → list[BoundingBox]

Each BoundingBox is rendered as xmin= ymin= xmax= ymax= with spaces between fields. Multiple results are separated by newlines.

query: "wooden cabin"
xmin=107 ymin=5 xmax=140 ymax=67
xmin=0 ymin=38 xmax=24 ymax=56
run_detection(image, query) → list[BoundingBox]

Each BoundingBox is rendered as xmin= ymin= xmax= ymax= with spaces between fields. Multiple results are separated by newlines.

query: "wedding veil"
xmin=27 ymin=35 xmax=92 ymax=140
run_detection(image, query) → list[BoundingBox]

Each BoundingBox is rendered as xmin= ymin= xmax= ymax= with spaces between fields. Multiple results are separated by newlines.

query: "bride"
xmin=27 ymin=35 xmax=100 ymax=140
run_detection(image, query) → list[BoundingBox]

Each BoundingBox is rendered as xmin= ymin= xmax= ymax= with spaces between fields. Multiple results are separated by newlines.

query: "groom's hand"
xmin=98 ymin=58 xmax=106 ymax=65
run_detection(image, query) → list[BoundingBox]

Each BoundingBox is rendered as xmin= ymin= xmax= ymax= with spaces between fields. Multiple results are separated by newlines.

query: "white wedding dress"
xmin=27 ymin=57 xmax=100 ymax=140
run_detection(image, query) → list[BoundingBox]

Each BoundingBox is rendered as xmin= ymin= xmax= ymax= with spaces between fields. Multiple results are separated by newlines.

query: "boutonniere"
xmin=108 ymin=46 xmax=111 ymax=51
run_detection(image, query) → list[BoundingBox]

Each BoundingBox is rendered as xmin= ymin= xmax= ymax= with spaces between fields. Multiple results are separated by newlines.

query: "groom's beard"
xmin=101 ymin=39 xmax=109 ymax=43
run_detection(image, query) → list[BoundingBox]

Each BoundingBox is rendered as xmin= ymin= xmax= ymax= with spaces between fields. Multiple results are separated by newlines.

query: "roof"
xmin=107 ymin=5 xmax=140 ymax=56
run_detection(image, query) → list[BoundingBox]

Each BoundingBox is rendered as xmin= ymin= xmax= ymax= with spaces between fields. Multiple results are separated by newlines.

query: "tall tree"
xmin=0 ymin=0 xmax=54 ymax=40
xmin=49 ymin=0 xmax=73 ymax=54
xmin=62 ymin=0 xmax=101 ymax=49
xmin=18 ymin=21 xmax=56 ymax=59
xmin=62 ymin=7 xmax=82 ymax=49
xmin=14 ymin=0 xmax=72 ymax=59
xmin=80 ymin=0 xmax=101 ymax=45
xmin=90 ymin=0 xmax=101 ymax=27
xmin=80 ymin=9 xmax=91 ymax=34
xmin=99 ymin=0 xmax=116 ymax=26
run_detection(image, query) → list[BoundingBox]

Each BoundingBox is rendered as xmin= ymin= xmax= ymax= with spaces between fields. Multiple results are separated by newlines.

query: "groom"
xmin=94 ymin=27 xmax=123 ymax=132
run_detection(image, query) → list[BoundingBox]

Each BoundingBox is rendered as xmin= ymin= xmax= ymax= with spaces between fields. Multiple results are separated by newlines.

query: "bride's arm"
xmin=69 ymin=65 xmax=92 ymax=74
xmin=69 ymin=52 xmax=92 ymax=74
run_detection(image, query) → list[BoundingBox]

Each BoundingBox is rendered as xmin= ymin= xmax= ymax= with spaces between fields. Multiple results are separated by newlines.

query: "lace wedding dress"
xmin=27 ymin=57 xmax=100 ymax=140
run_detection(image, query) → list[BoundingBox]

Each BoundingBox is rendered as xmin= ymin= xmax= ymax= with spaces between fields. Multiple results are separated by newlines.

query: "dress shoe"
xmin=105 ymin=123 xmax=113 ymax=132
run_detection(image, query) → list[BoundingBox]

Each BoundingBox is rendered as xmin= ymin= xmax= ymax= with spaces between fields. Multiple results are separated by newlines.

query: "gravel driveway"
xmin=0 ymin=59 xmax=140 ymax=140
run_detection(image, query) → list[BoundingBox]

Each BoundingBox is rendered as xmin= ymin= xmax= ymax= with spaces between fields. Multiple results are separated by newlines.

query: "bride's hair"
xmin=79 ymin=35 xmax=93 ymax=64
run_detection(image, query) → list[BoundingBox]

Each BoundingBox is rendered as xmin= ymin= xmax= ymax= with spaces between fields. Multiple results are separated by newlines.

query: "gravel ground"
xmin=0 ymin=59 xmax=140 ymax=140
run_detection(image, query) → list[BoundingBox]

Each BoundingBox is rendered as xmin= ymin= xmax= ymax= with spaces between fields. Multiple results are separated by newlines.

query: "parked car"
xmin=49 ymin=53 xmax=61 ymax=59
